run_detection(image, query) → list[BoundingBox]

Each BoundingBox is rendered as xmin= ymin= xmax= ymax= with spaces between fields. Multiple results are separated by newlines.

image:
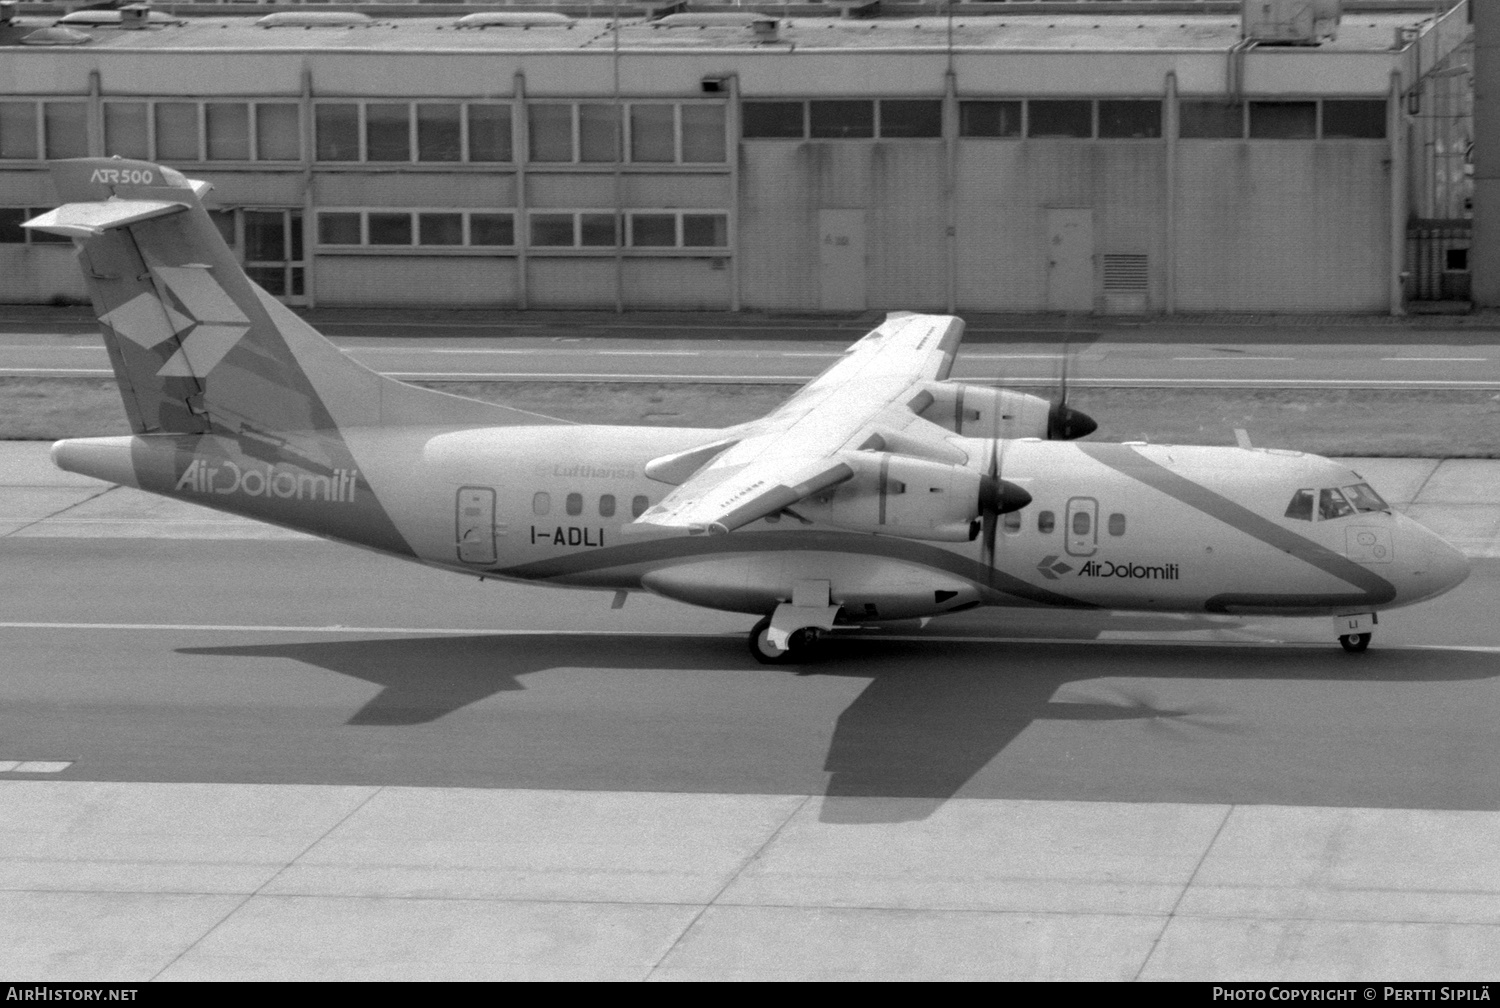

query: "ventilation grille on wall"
xmin=1102 ymin=254 xmax=1150 ymax=291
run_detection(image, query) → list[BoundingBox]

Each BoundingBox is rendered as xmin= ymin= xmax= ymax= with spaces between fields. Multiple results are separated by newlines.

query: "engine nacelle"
xmin=795 ymin=453 xmax=983 ymax=542
xmin=910 ymin=381 xmax=1096 ymax=440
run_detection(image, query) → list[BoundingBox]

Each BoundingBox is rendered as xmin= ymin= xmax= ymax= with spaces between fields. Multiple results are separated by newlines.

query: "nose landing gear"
xmin=1334 ymin=613 xmax=1377 ymax=654
xmin=1339 ymin=632 xmax=1372 ymax=653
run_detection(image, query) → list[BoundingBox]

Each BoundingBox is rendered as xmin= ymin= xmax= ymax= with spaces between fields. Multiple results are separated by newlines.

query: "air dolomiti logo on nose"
xmin=175 ymin=459 xmax=359 ymax=503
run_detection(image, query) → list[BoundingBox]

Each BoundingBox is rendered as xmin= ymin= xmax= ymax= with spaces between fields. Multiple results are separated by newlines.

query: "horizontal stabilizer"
xmin=24 ymin=198 xmax=189 ymax=239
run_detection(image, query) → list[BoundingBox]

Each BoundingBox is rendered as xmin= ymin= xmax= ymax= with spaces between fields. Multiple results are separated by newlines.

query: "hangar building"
xmin=0 ymin=0 xmax=1474 ymax=314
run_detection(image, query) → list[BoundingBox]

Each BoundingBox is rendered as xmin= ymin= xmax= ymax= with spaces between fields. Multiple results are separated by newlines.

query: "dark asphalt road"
xmin=0 ymin=539 xmax=1495 ymax=815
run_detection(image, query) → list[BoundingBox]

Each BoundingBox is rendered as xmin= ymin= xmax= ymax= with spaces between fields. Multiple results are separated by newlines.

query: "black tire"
xmin=1339 ymin=632 xmax=1372 ymax=653
xmin=748 ymin=615 xmax=796 ymax=664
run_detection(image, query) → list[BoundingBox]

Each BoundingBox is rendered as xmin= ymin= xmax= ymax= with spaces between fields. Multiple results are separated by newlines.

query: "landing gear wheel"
xmin=748 ymin=616 xmax=821 ymax=665
xmin=1339 ymin=632 xmax=1372 ymax=654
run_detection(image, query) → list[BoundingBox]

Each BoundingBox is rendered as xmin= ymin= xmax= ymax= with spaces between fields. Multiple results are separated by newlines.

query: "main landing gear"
xmin=748 ymin=589 xmax=844 ymax=665
xmin=748 ymin=616 xmax=823 ymax=664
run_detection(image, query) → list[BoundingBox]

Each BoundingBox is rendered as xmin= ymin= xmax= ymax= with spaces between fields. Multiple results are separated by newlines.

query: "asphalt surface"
xmin=6 ymin=307 xmax=1500 ymax=387
xmin=2 ymin=538 xmax=1496 ymax=812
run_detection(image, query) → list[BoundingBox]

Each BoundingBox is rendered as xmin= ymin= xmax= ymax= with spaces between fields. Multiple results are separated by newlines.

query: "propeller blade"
xmin=1046 ymin=339 xmax=1097 ymax=440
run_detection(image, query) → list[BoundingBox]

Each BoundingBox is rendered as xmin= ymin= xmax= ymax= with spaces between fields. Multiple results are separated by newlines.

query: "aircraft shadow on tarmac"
xmin=177 ymin=633 xmax=1500 ymax=823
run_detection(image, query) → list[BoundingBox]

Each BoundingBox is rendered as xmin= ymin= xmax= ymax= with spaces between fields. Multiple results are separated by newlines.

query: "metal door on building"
xmin=818 ymin=209 xmax=866 ymax=311
xmin=456 ymin=486 xmax=497 ymax=565
xmin=209 ymin=209 xmax=307 ymax=305
xmin=1046 ymin=208 xmax=1094 ymax=312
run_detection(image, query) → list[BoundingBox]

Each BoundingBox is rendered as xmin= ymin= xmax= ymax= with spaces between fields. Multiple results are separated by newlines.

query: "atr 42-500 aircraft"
xmin=28 ymin=158 xmax=1471 ymax=662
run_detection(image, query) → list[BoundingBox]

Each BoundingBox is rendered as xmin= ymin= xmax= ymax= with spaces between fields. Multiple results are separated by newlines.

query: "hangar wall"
xmin=0 ymin=11 xmax=1453 ymax=315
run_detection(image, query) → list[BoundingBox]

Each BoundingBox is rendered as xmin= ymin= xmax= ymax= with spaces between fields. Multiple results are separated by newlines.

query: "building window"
xmin=810 ymin=100 xmax=875 ymax=138
xmin=1098 ymin=100 xmax=1161 ymax=139
xmin=528 ymin=104 xmax=574 ymax=162
xmin=206 ymin=103 xmax=251 ymax=161
xmin=682 ymin=213 xmax=728 ymax=248
xmin=680 ymin=104 xmax=727 ymax=162
xmin=417 ymin=104 xmax=462 ymax=162
xmin=1249 ymin=101 xmax=1317 ymax=139
xmin=630 ymin=105 xmax=675 ymax=162
xmin=529 ymin=102 xmax=723 ymax=163
xmin=1322 ymin=100 xmax=1386 ymax=139
xmin=0 ymin=208 xmax=72 ymax=245
xmin=1028 ymin=100 xmax=1092 ymax=138
xmin=879 ymin=100 xmax=942 ymax=138
xmin=104 ymin=102 xmax=150 ymax=160
xmin=257 ymin=104 xmax=302 ymax=161
xmin=579 ymin=103 xmax=620 ymax=162
xmin=418 ymin=213 xmax=464 ymax=246
xmin=629 ymin=213 xmax=676 ymax=247
xmin=1179 ymin=101 xmax=1243 ymax=139
xmin=742 ymin=101 xmax=805 ymax=139
xmin=0 ymin=102 xmax=40 ymax=159
xmin=959 ymin=101 xmax=1022 ymax=138
xmin=316 ymin=104 xmax=360 ymax=161
xmin=315 ymin=102 xmax=512 ymax=163
xmin=316 ymin=210 xmax=517 ymax=248
xmin=530 ymin=212 xmax=575 ymax=247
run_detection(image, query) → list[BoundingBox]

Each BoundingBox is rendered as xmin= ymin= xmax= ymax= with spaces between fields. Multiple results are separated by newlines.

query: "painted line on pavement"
xmin=1381 ymin=357 xmax=1489 ymax=362
xmin=0 ymin=760 xmax=73 ymax=773
xmin=0 ymin=620 xmax=1493 ymax=651
xmin=1172 ymin=356 xmax=1297 ymax=361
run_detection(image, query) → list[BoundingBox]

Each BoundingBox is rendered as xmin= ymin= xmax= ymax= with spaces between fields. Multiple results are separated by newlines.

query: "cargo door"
xmin=818 ymin=209 xmax=866 ymax=311
xmin=456 ymin=486 xmax=497 ymax=564
xmin=1046 ymin=207 xmax=1094 ymax=312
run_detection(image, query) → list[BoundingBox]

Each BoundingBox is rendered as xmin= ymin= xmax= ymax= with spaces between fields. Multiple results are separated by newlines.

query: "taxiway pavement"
xmin=1 ymin=444 xmax=1498 ymax=980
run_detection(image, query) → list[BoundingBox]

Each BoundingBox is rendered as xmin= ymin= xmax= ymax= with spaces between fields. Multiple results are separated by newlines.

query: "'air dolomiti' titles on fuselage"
xmin=174 ymin=459 xmax=359 ymax=503
xmin=1077 ymin=559 xmax=1181 ymax=580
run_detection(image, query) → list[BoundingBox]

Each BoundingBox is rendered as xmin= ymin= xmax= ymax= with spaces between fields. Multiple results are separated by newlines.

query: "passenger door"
xmin=1065 ymin=496 xmax=1099 ymax=557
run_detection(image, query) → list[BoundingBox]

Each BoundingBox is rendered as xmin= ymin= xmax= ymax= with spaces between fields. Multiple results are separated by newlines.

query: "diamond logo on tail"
xmin=99 ymin=263 xmax=250 ymax=378
xmin=1036 ymin=555 xmax=1073 ymax=580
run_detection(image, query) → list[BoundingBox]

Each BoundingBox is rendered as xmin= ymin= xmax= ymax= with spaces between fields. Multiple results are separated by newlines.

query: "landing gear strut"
xmin=748 ymin=615 xmax=823 ymax=664
xmin=1339 ymin=632 xmax=1372 ymax=654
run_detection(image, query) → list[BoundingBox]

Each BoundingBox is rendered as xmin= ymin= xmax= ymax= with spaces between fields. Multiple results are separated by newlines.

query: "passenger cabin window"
xmin=1038 ymin=511 xmax=1055 ymax=534
xmin=1285 ymin=489 xmax=1315 ymax=521
xmin=1072 ymin=510 xmax=1092 ymax=536
xmin=1107 ymin=513 xmax=1126 ymax=536
xmin=566 ymin=492 xmax=583 ymax=516
xmin=631 ymin=495 xmax=650 ymax=518
xmin=532 ymin=492 xmax=551 ymax=516
xmin=1002 ymin=511 xmax=1022 ymax=534
xmin=599 ymin=494 xmax=616 ymax=518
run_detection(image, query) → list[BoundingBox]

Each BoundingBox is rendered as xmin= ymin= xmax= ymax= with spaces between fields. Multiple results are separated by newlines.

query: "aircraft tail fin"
xmin=26 ymin=157 xmax=562 ymax=438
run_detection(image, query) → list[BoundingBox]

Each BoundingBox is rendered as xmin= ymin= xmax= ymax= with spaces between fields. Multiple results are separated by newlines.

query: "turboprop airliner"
xmin=26 ymin=157 xmax=1471 ymax=662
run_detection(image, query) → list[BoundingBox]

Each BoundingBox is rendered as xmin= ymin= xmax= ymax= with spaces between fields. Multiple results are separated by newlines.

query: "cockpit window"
xmin=1318 ymin=487 xmax=1356 ymax=520
xmin=1285 ymin=489 xmax=1314 ymax=521
xmin=1342 ymin=482 xmax=1388 ymax=513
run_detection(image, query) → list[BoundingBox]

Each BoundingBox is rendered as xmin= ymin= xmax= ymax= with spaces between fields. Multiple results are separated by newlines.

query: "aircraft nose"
xmin=1398 ymin=515 xmax=1470 ymax=603
xmin=1425 ymin=531 xmax=1471 ymax=594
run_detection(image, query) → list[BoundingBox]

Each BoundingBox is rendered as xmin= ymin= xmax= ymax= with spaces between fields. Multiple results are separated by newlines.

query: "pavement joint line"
xmin=1132 ymin=803 xmax=1235 ymax=982
xmin=0 ymin=484 xmax=117 ymax=540
xmin=146 ymin=784 xmax=388 ymax=983
xmin=643 ymin=793 xmax=815 ymax=981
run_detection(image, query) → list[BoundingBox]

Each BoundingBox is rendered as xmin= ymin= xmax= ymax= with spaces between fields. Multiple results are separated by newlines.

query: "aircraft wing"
xmin=635 ymin=313 xmax=967 ymax=534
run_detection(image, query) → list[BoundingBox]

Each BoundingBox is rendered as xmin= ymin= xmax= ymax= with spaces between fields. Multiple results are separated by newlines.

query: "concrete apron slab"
xmin=2 ymin=781 xmax=1498 ymax=982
